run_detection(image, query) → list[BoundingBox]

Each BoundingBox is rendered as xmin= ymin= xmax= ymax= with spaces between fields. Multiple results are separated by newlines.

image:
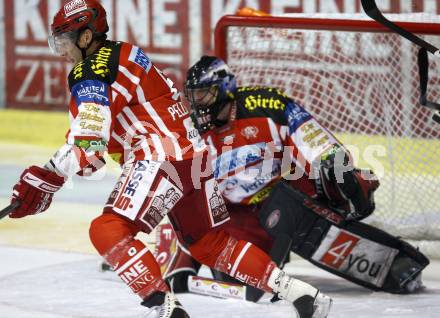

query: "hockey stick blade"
xmin=187 ymin=275 xmax=248 ymax=300
xmin=0 ymin=201 xmax=21 ymax=220
xmin=361 ymin=0 xmax=440 ymax=56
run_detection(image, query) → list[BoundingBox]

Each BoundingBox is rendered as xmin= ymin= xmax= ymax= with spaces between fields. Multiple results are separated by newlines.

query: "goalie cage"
xmin=214 ymin=12 xmax=440 ymax=259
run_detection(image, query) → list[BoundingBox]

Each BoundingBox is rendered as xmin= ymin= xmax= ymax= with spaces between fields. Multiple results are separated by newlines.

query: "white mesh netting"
xmin=220 ymin=14 xmax=440 ymax=257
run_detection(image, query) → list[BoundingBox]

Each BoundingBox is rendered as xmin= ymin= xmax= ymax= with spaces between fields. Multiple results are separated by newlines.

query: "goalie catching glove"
xmin=10 ymin=165 xmax=65 ymax=218
xmin=315 ymin=146 xmax=379 ymax=221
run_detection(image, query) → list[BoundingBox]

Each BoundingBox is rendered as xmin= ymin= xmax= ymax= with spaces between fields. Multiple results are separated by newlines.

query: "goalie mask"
xmin=184 ymin=56 xmax=237 ymax=133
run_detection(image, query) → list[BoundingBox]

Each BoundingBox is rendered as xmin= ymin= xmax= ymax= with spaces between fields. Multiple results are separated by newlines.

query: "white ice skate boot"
xmin=141 ymin=291 xmax=190 ymax=318
xmin=268 ymin=268 xmax=332 ymax=318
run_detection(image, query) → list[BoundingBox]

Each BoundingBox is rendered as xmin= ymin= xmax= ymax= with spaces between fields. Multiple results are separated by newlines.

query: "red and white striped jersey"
xmin=49 ymin=41 xmax=205 ymax=176
xmin=204 ymin=86 xmax=343 ymax=205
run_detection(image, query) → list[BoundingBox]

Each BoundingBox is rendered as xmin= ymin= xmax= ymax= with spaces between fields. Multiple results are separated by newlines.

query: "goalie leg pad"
xmin=340 ymin=221 xmax=430 ymax=293
xmin=260 ymin=182 xmax=429 ymax=293
xmin=260 ymin=182 xmax=334 ymax=259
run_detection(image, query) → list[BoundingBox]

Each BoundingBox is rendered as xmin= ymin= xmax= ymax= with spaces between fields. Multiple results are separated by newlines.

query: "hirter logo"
xmin=320 ymin=231 xmax=360 ymax=269
xmin=64 ymin=0 xmax=87 ymax=17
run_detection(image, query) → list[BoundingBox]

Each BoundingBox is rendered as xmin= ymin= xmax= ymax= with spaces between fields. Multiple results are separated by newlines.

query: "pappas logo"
xmin=64 ymin=0 xmax=87 ymax=17
xmin=91 ymin=47 xmax=112 ymax=78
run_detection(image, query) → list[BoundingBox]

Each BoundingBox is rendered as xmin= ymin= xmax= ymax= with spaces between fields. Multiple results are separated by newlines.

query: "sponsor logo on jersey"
xmin=239 ymin=162 xmax=281 ymax=193
xmin=286 ymin=101 xmax=312 ymax=133
xmin=244 ymin=95 xmax=286 ymax=111
xmin=79 ymin=120 xmax=103 ymax=132
xmin=107 ymin=181 xmax=124 ymax=206
xmin=74 ymin=138 xmax=107 ymax=151
xmin=73 ymin=61 xmax=85 ymax=80
xmin=209 ymin=184 xmax=228 ymax=218
xmin=312 ymin=226 xmax=399 ymax=287
xmin=72 ymin=80 xmax=110 ymax=106
xmin=140 ymin=177 xmax=183 ymax=229
xmin=78 ymin=111 xmax=105 ymax=123
xmin=214 ymin=143 xmax=266 ymax=178
xmin=64 ymin=0 xmax=87 ymax=17
xmin=205 ymin=179 xmax=229 ymax=227
xmin=222 ymin=178 xmax=239 ymax=196
xmin=241 ymin=126 xmax=259 ymax=139
xmin=91 ymin=46 xmax=112 ymax=78
xmin=300 ymin=123 xmax=330 ymax=149
xmin=129 ymin=47 xmax=152 ymax=72
xmin=249 ymin=186 xmax=273 ymax=204
xmin=114 ymin=162 xmax=148 ymax=211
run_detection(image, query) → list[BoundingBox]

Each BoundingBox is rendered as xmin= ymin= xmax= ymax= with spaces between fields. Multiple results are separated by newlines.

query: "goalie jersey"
xmin=204 ymin=86 xmax=341 ymax=205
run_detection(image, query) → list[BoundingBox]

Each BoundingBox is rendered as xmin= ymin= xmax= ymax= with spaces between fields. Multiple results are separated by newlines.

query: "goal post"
xmin=214 ymin=13 xmax=440 ymax=258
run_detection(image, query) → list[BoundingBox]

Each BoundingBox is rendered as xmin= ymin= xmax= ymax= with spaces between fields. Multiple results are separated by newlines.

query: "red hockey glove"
xmin=10 ymin=166 xmax=65 ymax=218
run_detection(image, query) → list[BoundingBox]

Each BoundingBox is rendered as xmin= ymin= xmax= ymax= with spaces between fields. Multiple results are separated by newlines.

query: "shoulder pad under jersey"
xmin=68 ymin=41 xmax=121 ymax=90
xmin=235 ymin=86 xmax=291 ymax=125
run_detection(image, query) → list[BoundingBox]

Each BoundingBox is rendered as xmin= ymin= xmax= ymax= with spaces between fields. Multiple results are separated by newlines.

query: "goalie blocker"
xmin=260 ymin=182 xmax=429 ymax=294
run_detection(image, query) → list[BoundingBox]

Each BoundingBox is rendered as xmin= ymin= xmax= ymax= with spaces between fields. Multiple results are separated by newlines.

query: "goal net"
xmin=214 ymin=13 xmax=440 ymax=258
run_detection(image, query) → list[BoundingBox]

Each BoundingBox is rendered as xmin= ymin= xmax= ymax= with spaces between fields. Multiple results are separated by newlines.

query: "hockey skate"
xmin=268 ymin=268 xmax=332 ymax=318
xmin=141 ymin=291 xmax=190 ymax=318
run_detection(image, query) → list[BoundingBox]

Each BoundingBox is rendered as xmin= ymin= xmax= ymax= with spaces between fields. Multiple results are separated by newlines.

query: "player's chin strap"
xmin=417 ymin=48 xmax=440 ymax=124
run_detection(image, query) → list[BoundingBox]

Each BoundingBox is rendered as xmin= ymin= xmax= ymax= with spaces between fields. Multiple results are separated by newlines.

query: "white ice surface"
xmin=1 ymin=161 xmax=439 ymax=318
xmin=0 ymin=245 xmax=439 ymax=318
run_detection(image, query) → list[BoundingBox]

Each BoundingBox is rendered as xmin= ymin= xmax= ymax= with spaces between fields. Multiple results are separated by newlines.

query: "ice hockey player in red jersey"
xmin=6 ymin=1 xmax=332 ymax=318
xmin=165 ymin=56 xmax=429 ymax=298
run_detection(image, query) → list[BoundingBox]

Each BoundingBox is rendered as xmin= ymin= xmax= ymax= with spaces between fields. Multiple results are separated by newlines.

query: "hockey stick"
xmin=0 ymin=201 xmax=20 ymax=220
xmin=361 ymin=0 xmax=440 ymax=56
xmin=361 ymin=0 xmax=440 ymax=123
xmin=100 ymin=262 xmax=252 ymax=301
xmin=187 ymin=275 xmax=248 ymax=300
